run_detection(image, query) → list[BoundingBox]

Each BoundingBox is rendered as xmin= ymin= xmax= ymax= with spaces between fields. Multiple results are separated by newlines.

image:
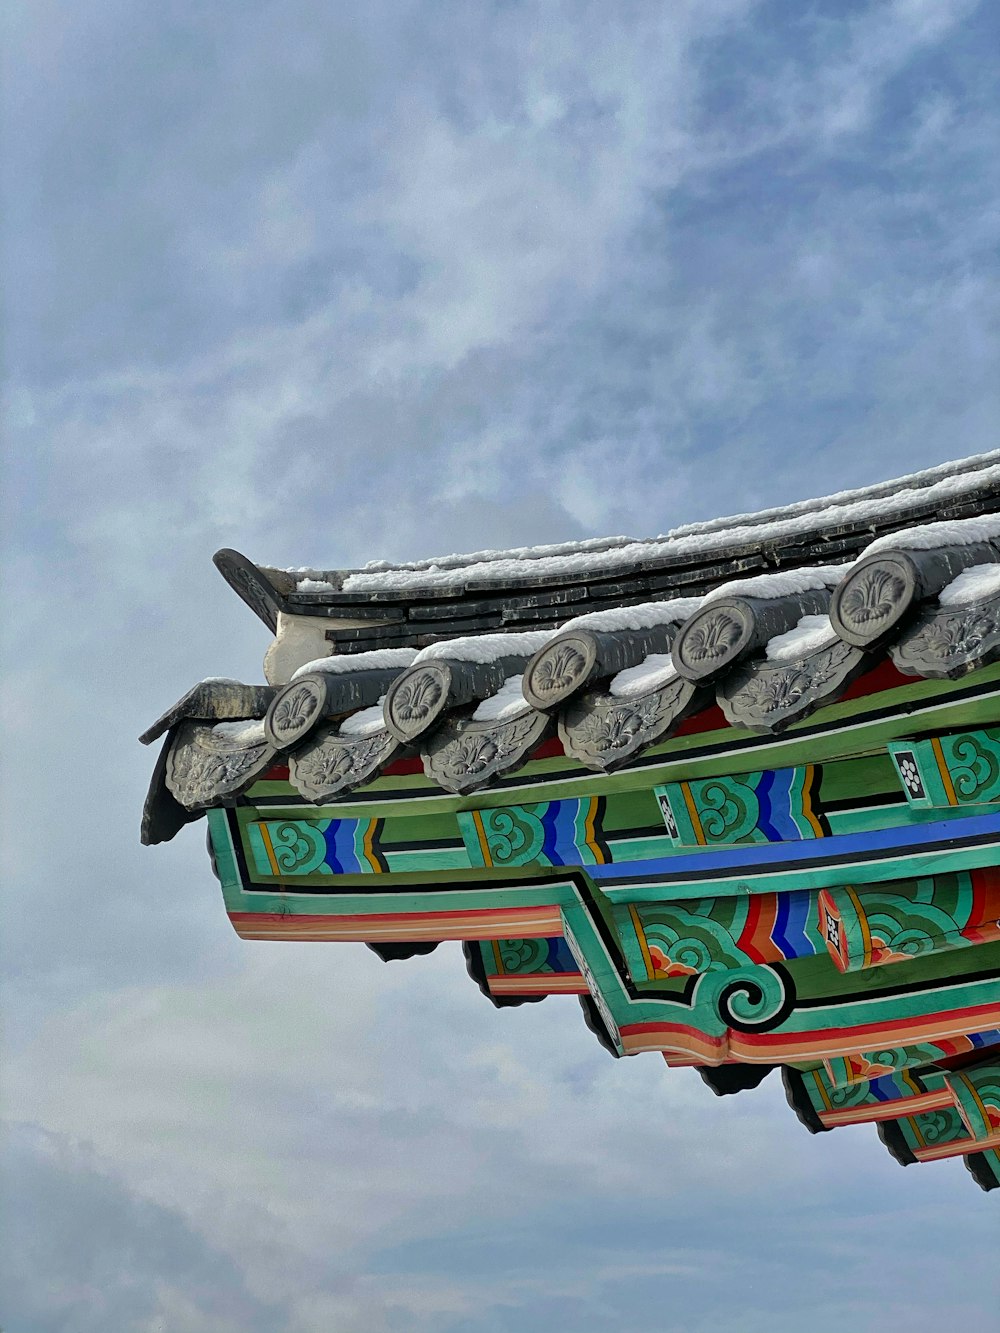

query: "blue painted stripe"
xmin=554 ymin=799 xmax=580 ymax=864
xmin=547 ymin=936 xmax=578 ymax=971
xmin=590 ymin=811 xmax=1000 ymax=884
xmin=754 ymin=769 xmax=783 ymax=842
xmin=335 ymin=820 xmax=360 ymax=874
xmin=541 ymin=803 xmax=561 ymax=864
xmin=868 ymin=1075 xmax=896 ymax=1103
xmin=323 ymin=821 xmax=345 ymax=874
xmin=772 ymin=889 xmax=816 ymax=960
xmin=769 ymin=768 xmax=803 ymax=842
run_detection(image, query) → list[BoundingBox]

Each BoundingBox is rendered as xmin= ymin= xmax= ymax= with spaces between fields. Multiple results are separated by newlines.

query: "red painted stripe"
xmin=489 ymin=974 xmax=588 ymax=995
xmin=736 ymin=893 xmax=776 ymax=965
xmin=620 ymin=1002 xmax=1000 ymax=1055
xmin=673 ymin=705 xmax=728 ymax=737
xmin=967 ymin=865 xmax=1000 ymax=936
xmin=230 ymin=904 xmax=560 ymax=928
xmin=818 ymin=1088 xmax=953 ymax=1127
xmin=837 ymin=658 xmax=909 ymax=701
xmin=381 ymin=755 xmax=424 ymax=776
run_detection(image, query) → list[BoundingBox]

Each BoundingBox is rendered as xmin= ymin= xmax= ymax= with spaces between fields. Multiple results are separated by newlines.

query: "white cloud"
xmin=4 ymin=0 xmax=1000 ymax=1326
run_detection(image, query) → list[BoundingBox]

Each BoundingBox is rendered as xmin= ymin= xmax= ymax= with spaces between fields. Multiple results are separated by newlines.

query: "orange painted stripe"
xmin=362 ymin=818 xmax=381 ymax=872
xmin=680 ymin=782 xmax=707 ymax=845
xmin=843 ymin=884 xmax=873 ymax=970
xmin=470 ymin=809 xmax=493 ymax=867
xmin=914 ymin=1129 xmax=1000 ymax=1162
xmin=818 ymin=1088 xmax=953 ymax=1127
xmin=801 ymin=765 xmax=825 ymax=838
xmin=488 ymin=974 xmax=588 ymax=995
xmin=931 ymin=736 xmax=959 ymax=806
xmin=584 ymin=797 xmax=607 ymax=864
xmin=257 ymin=823 xmax=281 ymax=877
xmin=229 ymin=905 xmax=564 ymax=942
xmin=628 ymin=903 xmax=655 ymax=980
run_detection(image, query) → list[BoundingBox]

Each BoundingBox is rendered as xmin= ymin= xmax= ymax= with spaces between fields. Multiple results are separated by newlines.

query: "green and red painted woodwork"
xmin=473 ymin=936 xmax=588 ymax=997
xmin=204 ymin=661 xmax=1000 ymax=1083
xmin=888 ymin=728 xmax=1000 ymax=809
xmin=945 ymin=1056 xmax=1000 ymax=1142
xmin=613 ymin=870 xmax=1000 ymax=985
xmin=817 ymin=868 xmax=1000 ymax=973
xmin=884 ymin=1102 xmax=1000 ymax=1164
xmin=823 ymin=1030 xmax=1000 ymax=1087
xmin=788 ymin=1064 xmax=954 ymax=1129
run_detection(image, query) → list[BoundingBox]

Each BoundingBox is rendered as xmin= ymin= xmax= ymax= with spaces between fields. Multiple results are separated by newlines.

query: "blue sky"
xmin=2 ymin=1 xmax=999 ymax=1328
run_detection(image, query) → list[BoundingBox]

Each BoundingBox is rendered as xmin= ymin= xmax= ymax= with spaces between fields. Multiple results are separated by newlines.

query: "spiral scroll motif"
xmin=695 ymin=963 xmax=795 ymax=1033
xmin=949 ymin=732 xmax=1000 ymax=799
xmin=497 ymin=937 xmax=550 ymax=973
xmin=478 ymin=805 xmax=546 ymax=866
xmin=266 ymin=820 xmax=329 ymax=874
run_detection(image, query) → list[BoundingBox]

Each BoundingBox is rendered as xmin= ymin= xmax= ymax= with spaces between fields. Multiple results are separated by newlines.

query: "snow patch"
xmin=938 ymin=562 xmax=1000 ymax=606
xmin=864 ymin=514 xmax=1000 ymax=555
xmin=558 ymin=597 xmax=703 ymax=635
xmin=211 ymin=720 xmax=267 ymax=745
xmin=701 ymin=565 xmax=851 ymax=606
xmin=294 ymin=578 xmax=338 ymax=593
xmin=321 ymin=459 xmax=1000 ymax=594
xmin=765 ymin=615 xmax=840 ymax=662
xmin=291 ymin=648 xmax=418 ymax=680
xmin=668 ymin=450 xmax=1000 ymax=539
xmin=472 ymin=676 xmax=533 ymax=722
xmin=339 ymin=699 xmax=389 ymax=737
xmin=414 ymin=631 xmax=553 ymax=664
xmin=352 ymin=533 xmax=634 ymax=575
xmin=608 ymin=654 xmax=678 ymax=698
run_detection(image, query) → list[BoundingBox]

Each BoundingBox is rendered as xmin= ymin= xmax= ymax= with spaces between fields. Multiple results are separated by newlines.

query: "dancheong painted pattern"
xmin=142 ymin=450 xmax=1000 ymax=1189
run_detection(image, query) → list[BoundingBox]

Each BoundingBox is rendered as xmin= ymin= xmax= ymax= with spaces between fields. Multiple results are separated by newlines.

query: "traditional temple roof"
xmin=142 ymin=449 xmax=1000 ymax=1191
xmin=213 ymin=449 xmax=1000 ymax=645
xmin=143 ymin=452 xmax=1000 ymax=818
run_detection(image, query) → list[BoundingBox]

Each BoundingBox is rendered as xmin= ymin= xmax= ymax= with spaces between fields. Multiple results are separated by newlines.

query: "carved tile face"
xmin=536 ymin=644 xmax=586 ymax=693
xmin=686 ymin=612 xmax=744 ymax=662
xmin=892 ymin=598 xmax=1000 ymax=679
xmin=423 ymin=712 xmax=547 ymax=793
xmin=288 ymin=728 xmax=399 ymax=801
xmin=840 ymin=566 xmax=906 ymax=626
xmin=265 ymin=675 xmax=327 ymax=749
xmin=165 ymin=722 xmax=275 ymax=808
xmin=393 ymin=670 xmax=443 ymax=721
xmin=832 ymin=555 xmax=916 ymax=647
xmin=384 ymin=662 xmax=451 ymax=740
xmin=523 ymin=634 xmax=595 ymax=707
xmin=673 ymin=602 xmax=753 ymax=680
